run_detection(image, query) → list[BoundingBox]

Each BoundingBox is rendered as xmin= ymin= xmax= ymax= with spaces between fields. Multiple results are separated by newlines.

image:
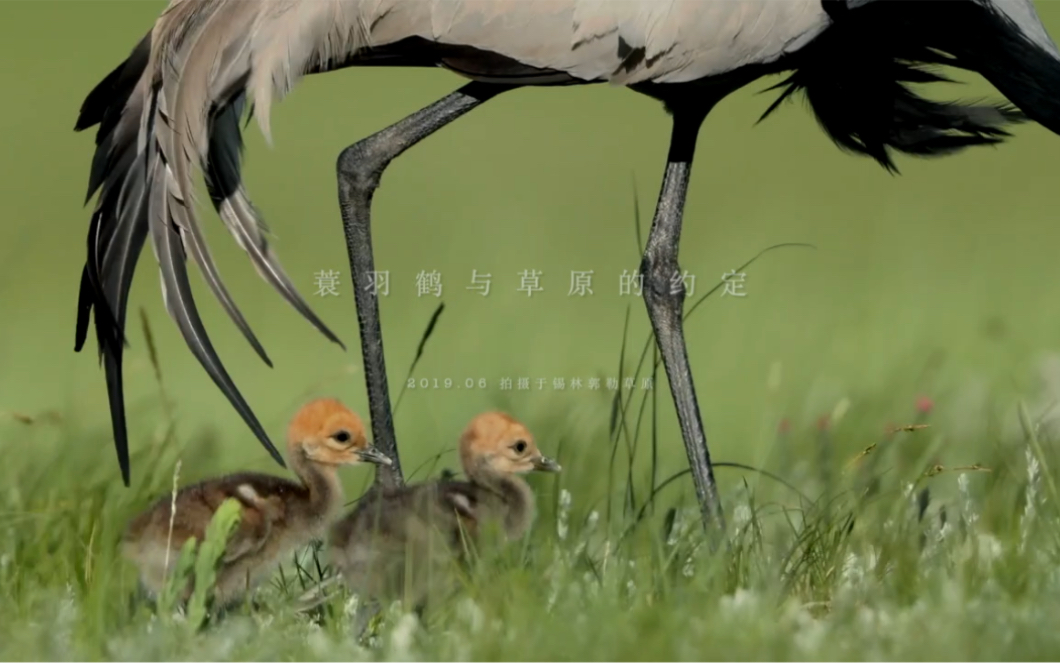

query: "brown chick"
xmin=122 ymin=398 xmax=391 ymax=608
xmin=327 ymin=411 xmax=560 ymax=615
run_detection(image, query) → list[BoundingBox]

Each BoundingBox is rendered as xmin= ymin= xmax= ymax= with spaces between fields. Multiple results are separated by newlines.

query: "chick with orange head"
xmin=328 ymin=411 xmax=560 ymax=615
xmin=122 ymin=398 xmax=391 ymax=608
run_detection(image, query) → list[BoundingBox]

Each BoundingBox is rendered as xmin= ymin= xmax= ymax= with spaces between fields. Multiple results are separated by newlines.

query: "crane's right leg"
xmin=639 ymin=103 xmax=727 ymax=535
xmin=336 ymin=82 xmax=517 ymax=488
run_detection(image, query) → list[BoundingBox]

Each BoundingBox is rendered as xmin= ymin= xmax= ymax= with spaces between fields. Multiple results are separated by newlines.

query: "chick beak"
xmin=532 ymin=455 xmax=562 ymax=473
xmin=356 ymin=446 xmax=393 ymax=466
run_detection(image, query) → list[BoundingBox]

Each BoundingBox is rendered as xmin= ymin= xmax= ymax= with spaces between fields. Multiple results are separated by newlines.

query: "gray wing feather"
xmin=204 ymin=94 xmax=346 ymax=350
xmin=148 ymin=85 xmax=285 ymax=470
xmin=162 ymin=158 xmax=274 ymax=368
xmin=166 ymin=0 xmax=345 ymax=351
xmin=147 ymin=3 xmax=278 ymax=369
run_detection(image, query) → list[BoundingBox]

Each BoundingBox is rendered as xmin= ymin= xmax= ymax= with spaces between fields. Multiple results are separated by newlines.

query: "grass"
xmin=4 ymin=341 xmax=1060 ymax=661
xmin=5 ymin=202 xmax=1060 ymax=661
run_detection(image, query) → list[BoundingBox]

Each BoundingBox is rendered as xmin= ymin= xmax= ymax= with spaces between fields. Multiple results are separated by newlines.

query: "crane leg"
xmin=336 ymin=82 xmax=516 ymax=488
xmin=639 ymin=105 xmax=726 ymax=534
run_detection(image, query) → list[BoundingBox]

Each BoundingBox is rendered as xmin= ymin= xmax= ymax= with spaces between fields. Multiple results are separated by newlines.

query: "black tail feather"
xmin=933 ymin=2 xmax=1060 ymax=138
xmin=760 ymin=1 xmax=1039 ymax=172
xmin=74 ymin=31 xmax=150 ymax=133
xmin=75 ymin=34 xmax=153 ymax=487
xmin=77 ymin=32 xmax=152 ymax=203
xmin=74 ymin=266 xmax=94 ymax=354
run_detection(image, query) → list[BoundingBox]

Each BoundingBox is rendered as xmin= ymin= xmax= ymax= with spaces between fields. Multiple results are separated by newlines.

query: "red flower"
xmin=916 ymin=396 xmax=934 ymax=414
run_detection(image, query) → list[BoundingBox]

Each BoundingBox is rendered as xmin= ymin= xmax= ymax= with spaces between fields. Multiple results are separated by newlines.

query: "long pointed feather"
xmin=75 ymin=48 xmax=156 ymax=484
xmin=148 ymin=152 xmax=285 ymax=470
xmin=102 ymin=349 xmax=131 ymax=487
xmin=81 ymin=138 xmax=140 ymax=363
xmin=97 ymin=185 xmax=146 ymax=488
xmin=74 ymin=265 xmax=94 ymax=354
xmin=96 ymin=195 xmax=150 ymax=487
xmin=161 ymin=171 xmax=273 ymax=366
xmin=88 ymin=126 xmax=152 ymax=485
xmin=205 ymin=95 xmax=345 ymax=350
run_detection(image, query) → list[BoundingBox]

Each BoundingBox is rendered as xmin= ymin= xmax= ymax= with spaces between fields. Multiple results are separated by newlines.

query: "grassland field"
xmin=5 ymin=1 xmax=1060 ymax=658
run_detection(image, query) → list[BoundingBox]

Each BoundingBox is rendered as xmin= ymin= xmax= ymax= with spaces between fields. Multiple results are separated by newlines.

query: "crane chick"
xmin=122 ymin=398 xmax=391 ymax=608
xmin=328 ymin=411 xmax=560 ymax=617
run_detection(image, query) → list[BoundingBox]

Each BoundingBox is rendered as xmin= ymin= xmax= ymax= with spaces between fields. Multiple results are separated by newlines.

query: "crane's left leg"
xmin=639 ymin=103 xmax=726 ymax=534
xmin=336 ymin=82 xmax=517 ymax=488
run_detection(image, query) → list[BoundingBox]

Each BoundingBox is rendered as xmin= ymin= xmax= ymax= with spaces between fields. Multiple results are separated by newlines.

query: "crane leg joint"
xmin=337 ymin=140 xmax=391 ymax=194
xmin=639 ymin=251 xmax=685 ymax=314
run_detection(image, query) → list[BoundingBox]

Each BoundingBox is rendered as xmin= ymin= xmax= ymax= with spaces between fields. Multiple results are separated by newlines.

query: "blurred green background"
xmin=3 ymin=0 xmax=1060 ymax=496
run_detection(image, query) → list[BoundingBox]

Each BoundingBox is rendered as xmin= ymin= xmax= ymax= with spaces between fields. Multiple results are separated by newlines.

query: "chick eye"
xmin=333 ymin=430 xmax=351 ymax=444
xmin=513 ymin=440 xmax=527 ymax=454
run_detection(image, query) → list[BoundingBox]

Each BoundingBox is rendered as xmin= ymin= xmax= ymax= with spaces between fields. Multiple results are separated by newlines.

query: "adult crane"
xmin=74 ymin=0 xmax=1060 ymax=530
